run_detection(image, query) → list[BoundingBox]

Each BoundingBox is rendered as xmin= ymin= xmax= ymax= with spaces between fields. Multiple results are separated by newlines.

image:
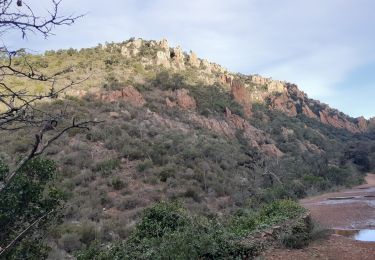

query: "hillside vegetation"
xmin=1 ymin=38 xmax=374 ymax=259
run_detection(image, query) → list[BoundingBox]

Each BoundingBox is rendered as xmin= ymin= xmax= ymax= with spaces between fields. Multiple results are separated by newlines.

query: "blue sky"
xmin=6 ymin=0 xmax=375 ymax=118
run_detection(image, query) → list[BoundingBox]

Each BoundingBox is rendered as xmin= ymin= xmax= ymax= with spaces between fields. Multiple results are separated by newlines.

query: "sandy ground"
xmin=262 ymin=174 xmax=375 ymax=260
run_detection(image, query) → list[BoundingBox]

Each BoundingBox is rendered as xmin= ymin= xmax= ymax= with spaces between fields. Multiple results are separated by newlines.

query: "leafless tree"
xmin=0 ymin=0 xmax=96 ymax=191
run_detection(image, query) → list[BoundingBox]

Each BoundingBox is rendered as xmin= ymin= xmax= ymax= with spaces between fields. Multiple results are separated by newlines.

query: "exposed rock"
xmin=132 ymin=38 xmax=143 ymax=49
xmin=175 ymin=89 xmax=196 ymax=109
xmin=108 ymin=38 xmax=372 ymax=134
xmin=302 ymin=104 xmax=318 ymax=119
xmin=219 ymin=74 xmax=233 ymax=85
xmin=319 ymin=109 xmax=361 ymax=133
xmin=165 ymin=88 xmax=196 ymax=110
xmin=188 ymin=107 xmax=282 ymax=156
xmin=251 ymin=75 xmax=268 ymax=85
xmin=267 ymin=80 xmax=285 ymax=93
xmin=261 ymin=144 xmax=284 ymax=157
xmin=210 ymin=63 xmax=226 ymax=73
xmin=65 ymin=89 xmax=87 ymax=98
xmin=156 ymin=51 xmax=171 ymax=68
xmin=98 ymin=86 xmax=146 ymax=107
xmin=158 ymin=38 xmax=169 ymax=52
xmin=131 ymin=48 xmax=140 ymax=56
xmin=230 ymin=80 xmax=252 ymax=118
xmin=165 ymin=97 xmax=177 ymax=108
xmin=147 ymin=110 xmax=190 ymax=133
xmin=304 ymin=141 xmax=323 ymax=154
xmin=269 ymin=93 xmax=297 ymax=117
xmin=171 ymin=46 xmax=185 ymax=69
xmin=202 ymin=59 xmax=211 ymax=73
xmin=121 ymin=46 xmax=130 ymax=58
xmin=109 ymin=112 xmax=120 ymax=118
xmin=188 ymin=51 xmax=200 ymax=68
xmin=357 ymin=116 xmax=368 ymax=132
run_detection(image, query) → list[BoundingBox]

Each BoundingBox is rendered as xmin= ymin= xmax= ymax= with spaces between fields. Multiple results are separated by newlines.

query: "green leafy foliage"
xmin=229 ymin=200 xmax=306 ymax=237
xmin=0 ymin=158 xmax=64 ymax=259
xmin=77 ymin=201 xmax=307 ymax=259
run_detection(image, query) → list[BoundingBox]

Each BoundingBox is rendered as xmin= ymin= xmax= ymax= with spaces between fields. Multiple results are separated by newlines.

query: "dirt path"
xmin=262 ymin=174 xmax=375 ymax=259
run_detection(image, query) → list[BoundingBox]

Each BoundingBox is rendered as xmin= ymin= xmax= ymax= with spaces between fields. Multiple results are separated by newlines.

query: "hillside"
xmin=1 ymin=38 xmax=375 ymax=258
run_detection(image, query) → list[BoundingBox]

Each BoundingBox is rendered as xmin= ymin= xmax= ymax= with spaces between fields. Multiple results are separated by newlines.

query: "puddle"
xmin=327 ymin=196 xmax=356 ymax=200
xmin=355 ymin=229 xmax=375 ymax=242
xmin=334 ymin=229 xmax=375 ymax=242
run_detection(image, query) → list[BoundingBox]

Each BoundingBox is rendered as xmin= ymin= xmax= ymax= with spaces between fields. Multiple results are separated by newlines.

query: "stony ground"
xmin=261 ymin=174 xmax=375 ymax=260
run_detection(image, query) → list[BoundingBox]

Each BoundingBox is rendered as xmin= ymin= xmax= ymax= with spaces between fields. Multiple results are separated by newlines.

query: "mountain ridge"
xmin=75 ymin=37 xmax=374 ymax=133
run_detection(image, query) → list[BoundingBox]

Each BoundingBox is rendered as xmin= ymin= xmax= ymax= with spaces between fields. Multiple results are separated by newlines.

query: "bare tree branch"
xmin=0 ymin=0 xmax=83 ymax=39
xmin=0 ymin=118 xmax=102 ymax=191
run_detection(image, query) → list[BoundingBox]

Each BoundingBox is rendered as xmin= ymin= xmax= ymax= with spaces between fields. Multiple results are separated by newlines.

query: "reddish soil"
xmin=261 ymin=235 xmax=375 ymax=260
xmin=262 ymin=174 xmax=375 ymax=260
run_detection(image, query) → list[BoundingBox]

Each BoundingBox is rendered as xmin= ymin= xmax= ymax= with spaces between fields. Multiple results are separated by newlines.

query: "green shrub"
xmin=133 ymin=202 xmax=188 ymax=240
xmin=136 ymin=159 xmax=153 ymax=172
xmin=111 ymin=177 xmax=125 ymax=190
xmin=93 ymin=158 xmax=120 ymax=176
xmin=230 ymin=200 xmax=306 ymax=237
xmin=280 ymin=217 xmax=313 ymax=249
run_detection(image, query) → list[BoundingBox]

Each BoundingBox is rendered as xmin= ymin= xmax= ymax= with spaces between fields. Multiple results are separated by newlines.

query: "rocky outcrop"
xmin=230 ymin=80 xmax=252 ymax=118
xmin=171 ymin=46 xmax=185 ymax=70
xmin=165 ymin=88 xmax=196 ymax=110
xmin=188 ymin=51 xmax=200 ymax=68
xmin=98 ymin=86 xmax=146 ymax=107
xmin=357 ymin=117 xmax=368 ymax=132
xmin=111 ymin=37 xmax=372 ymax=133
xmin=158 ymin=38 xmax=170 ymax=53
xmin=188 ymin=107 xmax=282 ymax=156
xmin=267 ymin=83 xmax=369 ymax=133
xmin=156 ymin=51 xmax=171 ymax=68
xmin=318 ymin=109 xmax=362 ymax=133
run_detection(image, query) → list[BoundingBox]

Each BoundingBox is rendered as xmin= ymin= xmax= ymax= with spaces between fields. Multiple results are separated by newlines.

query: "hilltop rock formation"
xmin=156 ymin=51 xmax=171 ymax=68
xmin=171 ymin=46 xmax=185 ymax=70
xmin=268 ymin=84 xmax=367 ymax=133
xmin=105 ymin=38 xmax=372 ymax=133
xmin=188 ymin=51 xmax=200 ymax=68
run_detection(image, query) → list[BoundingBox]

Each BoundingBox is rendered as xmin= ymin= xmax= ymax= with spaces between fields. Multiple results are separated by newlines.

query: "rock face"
xmin=112 ymin=38 xmax=372 ymax=133
xmin=158 ymin=38 xmax=169 ymax=52
xmin=171 ymin=46 xmax=185 ymax=70
xmin=187 ymin=107 xmax=282 ymax=157
xmin=188 ymin=51 xmax=200 ymax=68
xmin=230 ymin=80 xmax=252 ymax=118
xmin=165 ymin=89 xmax=196 ymax=110
xmin=156 ymin=51 xmax=171 ymax=68
xmin=97 ymin=86 xmax=146 ymax=107
xmin=268 ymin=84 xmax=368 ymax=133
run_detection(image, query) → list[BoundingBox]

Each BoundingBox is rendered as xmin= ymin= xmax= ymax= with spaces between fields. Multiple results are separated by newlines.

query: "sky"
xmin=5 ymin=0 xmax=375 ymax=118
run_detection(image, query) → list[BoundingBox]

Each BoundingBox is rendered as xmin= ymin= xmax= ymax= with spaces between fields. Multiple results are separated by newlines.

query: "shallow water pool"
xmin=354 ymin=229 xmax=375 ymax=242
